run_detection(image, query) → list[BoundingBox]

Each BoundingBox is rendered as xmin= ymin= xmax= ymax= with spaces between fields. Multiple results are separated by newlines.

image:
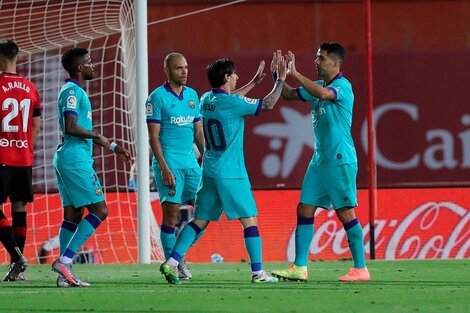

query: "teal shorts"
xmin=153 ymin=166 xmax=201 ymax=204
xmin=300 ymin=163 xmax=358 ymax=210
xmin=54 ymin=164 xmax=105 ymax=208
xmin=194 ymin=176 xmax=258 ymax=221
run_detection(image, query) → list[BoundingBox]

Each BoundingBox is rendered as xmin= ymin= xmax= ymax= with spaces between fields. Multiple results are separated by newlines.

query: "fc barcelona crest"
xmin=168 ymin=188 xmax=176 ymax=197
xmin=96 ymin=188 xmax=103 ymax=196
xmin=188 ymin=100 xmax=195 ymax=109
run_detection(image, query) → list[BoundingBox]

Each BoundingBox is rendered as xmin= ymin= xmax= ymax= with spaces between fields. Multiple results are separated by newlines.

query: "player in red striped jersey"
xmin=0 ymin=39 xmax=41 ymax=281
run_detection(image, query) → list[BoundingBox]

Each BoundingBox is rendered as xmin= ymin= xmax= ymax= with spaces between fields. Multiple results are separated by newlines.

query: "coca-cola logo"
xmin=286 ymin=202 xmax=469 ymax=260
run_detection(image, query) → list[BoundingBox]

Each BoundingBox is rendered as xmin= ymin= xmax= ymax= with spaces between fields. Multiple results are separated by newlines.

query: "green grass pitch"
xmin=0 ymin=260 xmax=468 ymax=313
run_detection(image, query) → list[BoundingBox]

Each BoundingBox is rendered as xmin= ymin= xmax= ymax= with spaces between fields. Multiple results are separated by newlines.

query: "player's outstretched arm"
xmin=232 ymin=60 xmax=266 ymax=96
xmin=64 ymin=114 xmax=131 ymax=161
xmin=286 ymin=50 xmax=334 ymax=100
xmin=64 ymin=113 xmax=106 ymax=143
xmin=261 ymin=57 xmax=287 ymax=111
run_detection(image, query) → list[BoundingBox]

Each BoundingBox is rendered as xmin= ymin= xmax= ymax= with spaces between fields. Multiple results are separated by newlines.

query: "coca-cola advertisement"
xmin=182 ymin=188 xmax=470 ymax=262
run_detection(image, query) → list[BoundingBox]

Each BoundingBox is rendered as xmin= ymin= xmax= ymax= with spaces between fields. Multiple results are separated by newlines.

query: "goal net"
xmin=0 ymin=0 xmax=163 ymax=264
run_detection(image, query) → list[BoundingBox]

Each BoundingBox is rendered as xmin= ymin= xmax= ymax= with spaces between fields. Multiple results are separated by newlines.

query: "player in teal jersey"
xmin=271 ymin=43 xmax=370 ymax=282
xmin=146 ymin=53 xmax=205 ymax=280
xmin=160 ymin=56 xmax=288 ymax=284
xmin=52 ymin=48 xmax=131 ymax=287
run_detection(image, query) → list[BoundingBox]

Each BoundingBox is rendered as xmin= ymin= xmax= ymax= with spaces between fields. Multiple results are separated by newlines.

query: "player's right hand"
xmin=251 ymin=60 xmax=266 ymax=85
xmin=161 ymin=167 xmax=175 ymax=187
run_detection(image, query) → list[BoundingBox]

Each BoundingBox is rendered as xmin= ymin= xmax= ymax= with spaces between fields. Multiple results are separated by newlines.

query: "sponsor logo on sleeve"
xmin=146 ymin=103 xmax=153 ymax=116
xmin=243 ymin=97 xmax=258 ymax=105
xmin=66 ymin=96 xmax=77 ymax=109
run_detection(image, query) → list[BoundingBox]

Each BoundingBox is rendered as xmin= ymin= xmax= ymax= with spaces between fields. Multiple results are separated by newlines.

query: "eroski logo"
xmin=253 ymin=107 xmax=313 ymax=178
xmin=171 ymin=115 xmax=194 ymax=125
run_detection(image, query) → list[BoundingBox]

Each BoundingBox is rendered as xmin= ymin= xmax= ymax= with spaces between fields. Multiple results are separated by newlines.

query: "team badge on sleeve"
xmin=188 ymin=100 xmax=195 ymax=109
xmin=67 ymin=96 xmax=77 ymax=109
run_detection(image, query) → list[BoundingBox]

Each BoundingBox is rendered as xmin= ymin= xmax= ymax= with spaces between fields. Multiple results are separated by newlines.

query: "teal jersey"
xmin=297 ymin=73 xmax=357 ymax=167
xmin=200 ymin=89 xmax=262 ymax=178
xmin=55 ymin=79 xmax=93 ymax=168
xmin=146 ymin=82 xmax=200 ymax=169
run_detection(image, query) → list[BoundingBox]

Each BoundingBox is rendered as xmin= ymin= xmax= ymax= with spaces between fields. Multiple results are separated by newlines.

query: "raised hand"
xmin=270 ymin=50 xmax=283 ymax=74
xmin=286 ymin=51 xmax=298 ymax=76
xmin=277 ymin=55 xmax=288 ymax=81
xmin=251 ymin=60 xmax=266 ymax=85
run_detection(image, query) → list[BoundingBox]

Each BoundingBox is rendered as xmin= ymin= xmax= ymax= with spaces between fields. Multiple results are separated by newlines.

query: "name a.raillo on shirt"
xmin=2 ymin=81 xmax=31 ymax=93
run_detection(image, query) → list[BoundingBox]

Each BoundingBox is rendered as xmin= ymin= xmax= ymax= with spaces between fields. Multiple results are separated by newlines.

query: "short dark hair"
xmin=61 ymin=47 xmax=89 ymax=74
xmin=206 ymin=58 xmax=235 ymax=88
xmin=0 ymin=39 xmax=19 ymax=61
xmin=319 ymin=42 xmax=345 ymax=65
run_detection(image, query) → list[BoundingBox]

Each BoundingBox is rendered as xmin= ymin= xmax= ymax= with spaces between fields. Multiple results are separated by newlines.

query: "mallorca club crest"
xmin=188 ymin=100 xmax=195 ymax=109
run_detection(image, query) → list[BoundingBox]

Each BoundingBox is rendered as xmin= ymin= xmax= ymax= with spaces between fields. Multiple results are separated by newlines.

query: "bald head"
xmin=164 ymin=52 xmax=185 ymax=68
xmin=163 ymin=52 xmax=188 ymax=87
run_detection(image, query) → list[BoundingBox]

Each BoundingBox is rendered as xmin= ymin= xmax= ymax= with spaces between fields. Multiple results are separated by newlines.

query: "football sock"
xmin=60 ymin=213 xmax=101 ymax=264
xmin=294 ymin=216 xmax=314 ymax=267
xmin=12 ymin=211 xmax=27 ymax=253
xmin=190 ymin=228 xmax=206 ymax=247
xmin=171 ymin=221 xmax=201 ymax=262
xmin=344 ymin=218 xmax=366 ymax=268
xmin=59 ymin=220 xmax=78 ymax=255
xmin=243 ymin=226 xmax=262 ymax=272
xmin=0 ymin=211 xmax=22 ymax=262
xmin=160 ymin=224 xmax=176 ymax=260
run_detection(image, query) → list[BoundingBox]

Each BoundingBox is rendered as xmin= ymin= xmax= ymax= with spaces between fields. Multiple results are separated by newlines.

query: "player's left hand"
xmin=115 ymin=145 xmax=132 ymax=162
xmin=286 ymin=51 xmax=298 ymax=76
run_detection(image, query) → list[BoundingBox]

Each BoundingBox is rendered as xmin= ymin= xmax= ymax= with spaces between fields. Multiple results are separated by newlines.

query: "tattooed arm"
xmin=261 ymin=56 xmax=287 ymax=111
xmin=261 ymin=79 xmax=284 ymax=111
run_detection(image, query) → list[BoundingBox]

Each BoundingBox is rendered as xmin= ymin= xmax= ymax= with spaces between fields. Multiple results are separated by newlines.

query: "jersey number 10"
xmin=203 ymin=118 xmax=227 ymax=151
